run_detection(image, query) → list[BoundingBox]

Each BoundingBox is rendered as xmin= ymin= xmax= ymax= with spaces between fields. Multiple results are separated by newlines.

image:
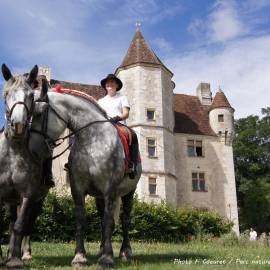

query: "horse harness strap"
xmin=30 ymin=100 xmax=133 ymax=161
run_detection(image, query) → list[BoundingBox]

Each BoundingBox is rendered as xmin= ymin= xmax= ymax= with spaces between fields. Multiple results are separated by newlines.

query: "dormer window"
xmin=146 ymin=108 xmax=155 ymax=121
xmin=218 ymin=114 xmax=224 ymax=122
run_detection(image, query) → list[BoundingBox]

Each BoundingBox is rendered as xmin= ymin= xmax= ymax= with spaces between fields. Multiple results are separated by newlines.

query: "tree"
xmin=233 ymin=107 xmax=270 ymax=232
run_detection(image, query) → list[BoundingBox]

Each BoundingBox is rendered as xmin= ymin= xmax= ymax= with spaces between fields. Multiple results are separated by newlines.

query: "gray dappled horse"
xmin=0 ymin=64 xmax=50 ymax=268
xmin=36 ymin=84 xmax=142 ymax=267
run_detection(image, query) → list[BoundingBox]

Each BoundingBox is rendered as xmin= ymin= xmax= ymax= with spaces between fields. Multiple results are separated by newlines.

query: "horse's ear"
xmin=40 ymin=79 xmax=48 ymax=101
xmin=27 ymin=65 xmax=39 ymax=86
xmin=1 ymin=64 xmax=13 ymax=81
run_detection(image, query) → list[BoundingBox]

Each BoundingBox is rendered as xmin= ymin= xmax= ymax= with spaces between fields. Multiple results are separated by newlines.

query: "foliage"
xmin=233 ymin=107 xmax=270 ymax=232
xmin=29 ymin=192 xmax=232 ymax=242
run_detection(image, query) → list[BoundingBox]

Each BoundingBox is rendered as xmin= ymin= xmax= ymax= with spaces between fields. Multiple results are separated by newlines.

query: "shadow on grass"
xmin=27 ymin=254 xmax=97 ymax=268
xmin=29 ymin=252 xmax=210 ymax=268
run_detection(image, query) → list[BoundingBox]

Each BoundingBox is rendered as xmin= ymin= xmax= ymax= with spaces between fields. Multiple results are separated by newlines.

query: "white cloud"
xmin=166 ymin=36 xmax=270 ymax=119
xmin=189 ymin=0 xmax=247 ymax=44
xmin=106 ymin=0 xmax=183 ymax=26
xmin=0 ymin=0 xmax=125 ymax=84
xmin=152 ymin=37 xmax=173 ymax=53
xmin=208 ymin=0 xmax=246 ymax=43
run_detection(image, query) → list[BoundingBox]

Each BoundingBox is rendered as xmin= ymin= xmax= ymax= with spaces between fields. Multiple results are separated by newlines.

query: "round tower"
xmin=209 ymin=89 xmax=235 ymax=145
xmin=115 ymin=29 xmax=177 ymax=206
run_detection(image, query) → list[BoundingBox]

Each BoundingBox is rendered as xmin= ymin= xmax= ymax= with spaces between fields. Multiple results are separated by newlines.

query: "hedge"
xmin=1 ymin=192 xmax=232 ymax=242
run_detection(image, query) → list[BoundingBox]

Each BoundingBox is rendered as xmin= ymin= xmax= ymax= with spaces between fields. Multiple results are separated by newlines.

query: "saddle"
xmin=115 ymin=124 xmax=140 ymax=174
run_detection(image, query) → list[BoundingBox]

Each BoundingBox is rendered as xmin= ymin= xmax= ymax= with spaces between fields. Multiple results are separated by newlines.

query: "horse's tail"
xmin=114 ymin=197 xmax=121 ymax=225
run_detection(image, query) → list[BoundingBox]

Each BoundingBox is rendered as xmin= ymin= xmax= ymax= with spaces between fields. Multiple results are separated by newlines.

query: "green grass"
xmin=2 ymin=240 xmax=270 ymax=269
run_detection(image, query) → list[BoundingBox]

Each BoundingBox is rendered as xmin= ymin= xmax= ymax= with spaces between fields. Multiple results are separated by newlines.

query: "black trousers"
xmin=43 ymin=158 xmax=53 ymax=183
xmin=129 ymin=131 xmax=139 ymax=165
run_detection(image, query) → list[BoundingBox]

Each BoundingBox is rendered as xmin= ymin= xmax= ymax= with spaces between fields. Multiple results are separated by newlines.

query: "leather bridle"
xmin=5 ymin=96 xmax=35 ymax=126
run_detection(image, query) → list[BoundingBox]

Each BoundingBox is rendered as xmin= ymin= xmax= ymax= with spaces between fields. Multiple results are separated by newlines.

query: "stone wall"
xmin=174 ymin=133 xmax=239 ymax=234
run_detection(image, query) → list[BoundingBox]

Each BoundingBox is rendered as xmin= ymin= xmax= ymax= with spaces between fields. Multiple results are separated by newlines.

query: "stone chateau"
xmin=39 ymin=30 xmax=239 ymax=234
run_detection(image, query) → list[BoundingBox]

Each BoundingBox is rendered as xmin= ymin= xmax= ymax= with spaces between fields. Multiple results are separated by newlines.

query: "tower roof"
xmin=117 ymin=30 xmax=172 ymax=74
xmin=210 ymin=90 xmax=233 ymax=111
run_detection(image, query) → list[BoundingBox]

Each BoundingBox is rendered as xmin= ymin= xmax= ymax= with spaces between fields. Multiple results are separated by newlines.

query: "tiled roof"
xmin=174 ymin=94 xmax=216 ymax=136
xmin=210 ymin=90 xmax=233 ymax=110
xmin=50 ymin=79 xmax=106 ymax=100
xmin=118 ymin=30 xmax=170 ymax=72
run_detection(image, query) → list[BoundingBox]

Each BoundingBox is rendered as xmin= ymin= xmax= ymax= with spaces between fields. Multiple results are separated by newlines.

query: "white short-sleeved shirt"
xmin=98 ymin=92 xmax=130 ymax=124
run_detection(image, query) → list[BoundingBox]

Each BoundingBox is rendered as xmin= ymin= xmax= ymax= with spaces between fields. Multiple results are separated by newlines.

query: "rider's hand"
xmin=111 ymin=116 xmax=122 ymax=123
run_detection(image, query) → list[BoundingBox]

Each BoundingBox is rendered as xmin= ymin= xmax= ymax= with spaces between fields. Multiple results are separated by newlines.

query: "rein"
xmin=30 ymin=99 xmax=112 ymax=160
xmin=30 ymin=86 xmax=129 ymax=161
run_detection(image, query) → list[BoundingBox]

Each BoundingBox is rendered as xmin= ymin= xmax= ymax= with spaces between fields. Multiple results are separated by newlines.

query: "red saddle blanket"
xmin=115 ymin=125 xmax=141 ymax=173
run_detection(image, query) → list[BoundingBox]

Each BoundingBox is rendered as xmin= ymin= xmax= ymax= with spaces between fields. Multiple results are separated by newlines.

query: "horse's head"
xmin=1 ymin=64 xmax=38 ymax=139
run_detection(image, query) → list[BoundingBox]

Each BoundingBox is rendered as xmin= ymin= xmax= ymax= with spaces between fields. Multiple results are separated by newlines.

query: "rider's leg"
xmin=43 ymin=158 xmax=54 ymax=187
xmin=128 ymin=131 xmax=138 ymax=179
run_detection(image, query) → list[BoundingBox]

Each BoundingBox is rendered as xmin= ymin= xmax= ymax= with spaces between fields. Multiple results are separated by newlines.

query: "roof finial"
xmin=135 ymin=21 xmax=141 ymax=31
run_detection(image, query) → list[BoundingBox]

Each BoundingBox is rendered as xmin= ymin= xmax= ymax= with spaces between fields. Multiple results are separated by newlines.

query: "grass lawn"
xmin=2 ymin=240 xmax=270 ymax=269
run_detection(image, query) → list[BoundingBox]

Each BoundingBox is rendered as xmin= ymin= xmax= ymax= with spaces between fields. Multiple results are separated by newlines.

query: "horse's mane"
xmin=51 ymin=86 xmax=108 ymax=118
xmin=3 ymin=75 xmax=29 ymax=97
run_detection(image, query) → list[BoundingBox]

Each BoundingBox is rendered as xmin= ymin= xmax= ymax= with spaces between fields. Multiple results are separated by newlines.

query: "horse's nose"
xmin=14 ymin=122 xmax=25 ymax=135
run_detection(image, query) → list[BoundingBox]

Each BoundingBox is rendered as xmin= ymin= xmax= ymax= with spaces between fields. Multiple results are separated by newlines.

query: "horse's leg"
xmin=0 ymin=204 xmax=5 ymax=266
xmin=21 ymin=236 xmax=31 ymax=261
xmin=21 ymin=198 xmax=44 ymax=261
xmin=0 ymin=239 xmax=3 ymax=266
xmin=119 ymin=190 xmax=135 ymax=261
xmin=95 ymin=198 xmax=105 ymax=256
xmin=97 ymin=194 xmax=116 ymax=267
xmin=6 ymin=197 xmax=33 ymax=268
xmin=70 ymin=181 xmax=87 ymax=267
xmin=5 ymin=204 xmax=18 ymax=260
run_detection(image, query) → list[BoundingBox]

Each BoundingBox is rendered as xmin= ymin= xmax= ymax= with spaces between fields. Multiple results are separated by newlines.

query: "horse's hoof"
xmin=97 ymin=247 xmax=104 ymax=257
xmin=0 ymin=258 xmax=6 ymax=267
xmin=97 ymin=254 xmax=114 ymax=268
xmin=22 ymin=251 xmax=32 ymax=261
xmin=119 ymin=248 xmax=133 ymax=262
xmin=71 ymin=253 xmax=88 ymax=267
xmin=5 ymin=257 xmax=24 ymax=268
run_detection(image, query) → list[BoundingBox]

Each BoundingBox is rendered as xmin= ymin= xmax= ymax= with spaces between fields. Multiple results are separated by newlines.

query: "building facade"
xmin=44 ymin=30 xmax=239 ymax=234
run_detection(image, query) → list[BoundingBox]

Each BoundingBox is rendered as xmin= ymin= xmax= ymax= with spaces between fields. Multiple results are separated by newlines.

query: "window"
xmin=192 ymin=172 xmax=207 ymax=192
xmin=147 ymin=138 xmax=156 ymax=157
xmin=149 ymin=177 xmax=157 ymax=195
xmin=218 ymin=114 xmax=224 ymax=122
xmin=187 ymin=140 xmax=203 ymax=157
xmin=146 ymin=108 xmax=155 ymax=121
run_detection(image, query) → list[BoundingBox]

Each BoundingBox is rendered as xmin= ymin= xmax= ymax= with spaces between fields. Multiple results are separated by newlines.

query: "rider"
xmin=98 ymin=74 xmax=138 ymax=179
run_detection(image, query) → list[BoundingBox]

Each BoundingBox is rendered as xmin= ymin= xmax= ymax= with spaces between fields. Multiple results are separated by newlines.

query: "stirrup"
xmin=128 ymin=162 xmax=137 ymax=179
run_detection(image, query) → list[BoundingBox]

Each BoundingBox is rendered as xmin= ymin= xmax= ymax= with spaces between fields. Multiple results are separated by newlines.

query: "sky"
xmin=0 ymin=0 xmax=270 ymax=126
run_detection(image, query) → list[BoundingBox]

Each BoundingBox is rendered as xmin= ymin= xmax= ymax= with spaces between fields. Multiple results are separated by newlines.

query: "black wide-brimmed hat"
xmin=100 ymin=74 xmax=123 ymax=91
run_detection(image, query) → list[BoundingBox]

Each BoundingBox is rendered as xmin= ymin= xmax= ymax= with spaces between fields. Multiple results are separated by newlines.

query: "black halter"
xmin=5 ymin=97 xmax=34 ymax=125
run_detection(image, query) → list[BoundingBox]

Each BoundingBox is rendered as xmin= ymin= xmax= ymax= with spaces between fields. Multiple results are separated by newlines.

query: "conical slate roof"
xmin=210 ymin=90 xmax=233 ymax=110
xmin=118 ymin=30 xmax=171 ymax=73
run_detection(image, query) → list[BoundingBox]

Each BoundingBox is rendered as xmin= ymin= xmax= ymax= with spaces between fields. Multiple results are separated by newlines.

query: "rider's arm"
xmin=119 ymin=95 xmax=130 ymax=121
xmin=120 ymin=107 xmax=130 ymax=120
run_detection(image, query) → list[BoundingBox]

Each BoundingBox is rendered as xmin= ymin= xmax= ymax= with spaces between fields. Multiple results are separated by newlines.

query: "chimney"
xmin=38 ymin=66 xmax=51 ymax=82
xmin=196 ymin=82 xmax=212 ymax=105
